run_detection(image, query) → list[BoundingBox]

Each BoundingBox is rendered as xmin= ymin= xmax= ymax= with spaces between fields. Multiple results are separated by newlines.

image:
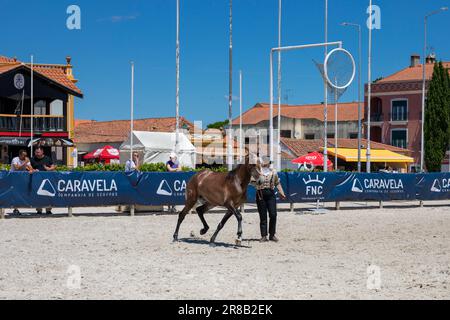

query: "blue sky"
xmin=1 ymin=0 xmax=449 ymax=126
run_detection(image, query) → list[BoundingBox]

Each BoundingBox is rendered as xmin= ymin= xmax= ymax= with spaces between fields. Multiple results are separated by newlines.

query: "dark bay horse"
xmin=173 ymin=160 xmax=261 ymax=245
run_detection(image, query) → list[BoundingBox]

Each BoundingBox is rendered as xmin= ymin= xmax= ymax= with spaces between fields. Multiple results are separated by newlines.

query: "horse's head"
xmin=244 ymin=153 xmax=262 ymax=181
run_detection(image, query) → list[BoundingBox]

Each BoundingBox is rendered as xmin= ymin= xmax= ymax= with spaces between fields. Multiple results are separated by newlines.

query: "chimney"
xmin=410 ymin=54 xmax=420 ymax=67
xmin=426 ymin=54 xmax=436 ymax=64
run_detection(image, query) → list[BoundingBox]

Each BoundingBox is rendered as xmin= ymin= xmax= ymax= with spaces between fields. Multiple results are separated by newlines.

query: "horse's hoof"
xmin=235 ymin=239 xmax=242 ymax=246
xmin=209 ymin=242 xmax=217 ymax=248
xmin=200 ymin=228 xmax=209 ymax=236
xmin=173 ymin=236 xmax=179 ymax=242
xmin=190 ymin=231 xmax=196 ymax=238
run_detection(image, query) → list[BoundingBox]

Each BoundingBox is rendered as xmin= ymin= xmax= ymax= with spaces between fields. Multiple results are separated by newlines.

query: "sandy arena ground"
xmin=0 ymin=202 xmax=449 ymax=300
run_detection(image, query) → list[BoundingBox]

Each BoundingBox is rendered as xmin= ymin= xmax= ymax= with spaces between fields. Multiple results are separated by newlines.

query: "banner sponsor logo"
xmin=157 ymin=179 xmax=187 ymax=197
xmin=37 ymin=178 xmax=118 ymax=198
xmin=431 ymin=178 xmax=450 ymax=193
xmin=303 ymin=175 xmax=326 ymax=197
xmin=352 ymin=178 xmax=404 ymax=194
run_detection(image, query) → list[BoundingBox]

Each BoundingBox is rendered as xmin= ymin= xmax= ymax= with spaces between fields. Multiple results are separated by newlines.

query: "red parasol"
xmin=292 ymin=152 xmax=333 ymax=167
xmin=84 ymin=146 xmax=120 ymax=162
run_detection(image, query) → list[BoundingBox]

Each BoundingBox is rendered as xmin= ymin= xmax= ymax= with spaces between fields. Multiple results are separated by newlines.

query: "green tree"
xmin=207 ymin=119 xmax=229 ymax=130
xmin=424 ymin=62 xmax=450 ymax=172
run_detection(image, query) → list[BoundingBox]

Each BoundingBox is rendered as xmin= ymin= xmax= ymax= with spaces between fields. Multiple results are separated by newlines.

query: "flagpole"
xmin=31 ymin=55 xmax=34 ymax=156
xmin=367 ymin=0 xmax=372 ymax=173
xmin=175 ymin=0 xmax=180 ymax=155
xmin=130 ymin=61 xmax=135 ymax=159
xmin=277 ymin=0 xmax=282 ymax=171
xmin=239 ymin=70 xmax=243 ymax=163
xmin=323 ymin=0 xmax=329 ymax=171
xmin=227 ymin=0 xmax=233 ymax=170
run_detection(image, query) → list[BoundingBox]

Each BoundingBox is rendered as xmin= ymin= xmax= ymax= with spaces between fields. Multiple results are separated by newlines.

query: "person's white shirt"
xmin=10 ymin=157 xmax=30 ymax=172
xmin=125 ymin=159 xmax=137 ymax=173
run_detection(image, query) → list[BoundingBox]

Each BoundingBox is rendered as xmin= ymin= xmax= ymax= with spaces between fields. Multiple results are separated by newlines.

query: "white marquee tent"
xmin=120 ymin=131 xmax=196 ymax=168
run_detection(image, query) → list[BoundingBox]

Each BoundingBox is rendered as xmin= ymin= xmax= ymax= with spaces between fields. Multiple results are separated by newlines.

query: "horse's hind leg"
xmin=173 ymin=200 xmax=196 ymax=242
xmin=196 ymin=204 xmax=212 ymax=235
xmin=210 ymin=211 xmax=233 ymax=244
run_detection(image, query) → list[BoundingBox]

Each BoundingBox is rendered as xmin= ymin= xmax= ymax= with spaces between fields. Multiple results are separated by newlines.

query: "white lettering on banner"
xmin=443 ymin=179 xmax=450 ymax=189
xmin=58 ymin=180 xmax=118 ymax=193
xmin=174 ymin=180 xmax=187 ymax=192
xmin=363 ymin=179 xmax=403 ymax=190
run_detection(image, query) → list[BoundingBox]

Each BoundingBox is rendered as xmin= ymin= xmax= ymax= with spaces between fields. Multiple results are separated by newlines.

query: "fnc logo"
xmin=431 ymin=178 xmax=450 ymax=193
xmin=303 ymin=175 xmax=326 ymax=196
xmin=157 ymin=179 xmax=187 ymax=197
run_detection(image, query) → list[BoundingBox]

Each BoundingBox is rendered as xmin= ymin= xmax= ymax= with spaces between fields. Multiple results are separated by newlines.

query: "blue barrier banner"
xmin=286 ymin=172 xmax=345 ymax=202
xmin=0 ymin=171 xmax=449 ymax=209
xmin=416 ymin=173 xmax=450 ymax=201
xmin=329 ymin=173 xmax=417 ymax=201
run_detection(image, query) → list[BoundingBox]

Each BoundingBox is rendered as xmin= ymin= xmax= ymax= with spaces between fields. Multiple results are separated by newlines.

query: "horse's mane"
xmin=225 ymin=164 xmax=245 ymax=181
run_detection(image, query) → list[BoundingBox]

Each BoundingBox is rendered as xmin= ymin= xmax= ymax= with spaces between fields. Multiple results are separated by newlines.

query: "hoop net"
xmin=323 ymin=48 xmax=356 ymax=90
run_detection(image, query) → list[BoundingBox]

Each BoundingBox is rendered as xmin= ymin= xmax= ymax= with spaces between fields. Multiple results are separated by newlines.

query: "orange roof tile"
xmin=0 ymin=55 xmax=82 ymax=97
xmin=378 ymin=62 xmax=450 ymax=83
xmin=233 ymin=102 xmax=360 ymax=125
xmin=74 ymin=117 xmax=195 ymax=144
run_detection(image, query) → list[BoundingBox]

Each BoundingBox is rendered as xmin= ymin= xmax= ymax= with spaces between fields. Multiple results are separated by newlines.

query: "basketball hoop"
xmin=323 ymin=48 xmax=356 ymax=90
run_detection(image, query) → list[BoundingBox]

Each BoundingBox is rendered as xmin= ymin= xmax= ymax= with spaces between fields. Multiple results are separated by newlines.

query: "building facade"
xmin=0 ymin=55 xmax=82 ymax=166
xmin=365 ymin=54 xmax=450 ymax=172
xmin=232 ymin=102 xmax=361 ymax=142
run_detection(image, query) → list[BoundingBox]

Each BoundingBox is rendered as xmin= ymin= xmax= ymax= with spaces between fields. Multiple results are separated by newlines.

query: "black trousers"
xmin=256 ymin=189 xmax=277 ymax=238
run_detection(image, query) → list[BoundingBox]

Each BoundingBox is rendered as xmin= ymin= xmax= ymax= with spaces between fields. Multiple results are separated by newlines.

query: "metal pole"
xmin=270 ymin=51 xmax=274 ymax=165
xmin=175 ymin=0 xmax=180 ymax=155
xmin=357 ymin=24 xmax=362 ymax=173
xmin=277 ymin=0 xmax=282 ymax=171
xmin=239 ymin=70 xmax=243 ymax=163
xmin=228 ymin=0 xmax=233 ymax=171
xmin=31 ymin=55 xmax=34 ymax=156
xmin=335 ymin=79 xmax=338 ymax=171
xmin=130 ymin=61 xmax=135 ymax=159
xmin=367 ymin=0 xmax=372 ymax=173
xmin=341 ymin=22 xmax=362 ymax=172
xmin=421 ymin=16 xmax=427 ymax=173
xmin=323 ymin=0 xmax=329 ymax=172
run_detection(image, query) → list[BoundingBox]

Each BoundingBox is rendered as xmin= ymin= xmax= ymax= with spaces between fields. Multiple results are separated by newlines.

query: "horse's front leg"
xmin=210 ymin=211 xmax=233 ymax=244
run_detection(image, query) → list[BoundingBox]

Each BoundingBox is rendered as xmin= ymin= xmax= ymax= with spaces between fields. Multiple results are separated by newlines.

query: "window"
xmin=280 ymin=130 xmax=292 ymax=138
xmin=392 ymin=129 xmax=407 ymax=149
xmin=391 ymin=100 xmax=408 ymax=121
xmin=305 ymin=134 xmax=315 ymax=140
xmin=34 ymin=100 xmax=47 ymax=115
xmin=327 ymin=133 xmax=335 ymax=139
xmin=349 ymin=133 xmax=358 ymax=139
xmin=50 ymin=100 xmax=63 ymax=116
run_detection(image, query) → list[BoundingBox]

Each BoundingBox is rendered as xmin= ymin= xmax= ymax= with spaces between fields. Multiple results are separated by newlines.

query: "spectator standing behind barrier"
xmin=31 ymin=146 xmax=56 ymax=215
xmin=125 ymin=152 xmax=140 ymax=173
xmin=253 ymin=158 xmax=286 ymax=243
xmin=166 ymin=152 xmax=181 ymax=213
xmin=10 ymin=150 xmax=33 ymax=216
xmin=166 ymin=153 xmax=182 ymax=172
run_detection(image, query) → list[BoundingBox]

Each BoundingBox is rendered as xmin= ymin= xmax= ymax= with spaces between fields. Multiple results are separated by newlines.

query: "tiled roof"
xmin=74 ymin=117 xmax=195 ymax=144
xmin=232 ymin=102 xmax=360 ymax=125
xmin=281 ymin=138 xmax=410 ymax=158
xmin=377 ymin=62 xmax=450 ymax=83
xmin=0 ymin=55 xmax=82 ymax=96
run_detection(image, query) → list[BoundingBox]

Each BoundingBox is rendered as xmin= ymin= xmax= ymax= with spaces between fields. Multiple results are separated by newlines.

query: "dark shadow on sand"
xmin=178 ymin=238 xmax=252 ymax=249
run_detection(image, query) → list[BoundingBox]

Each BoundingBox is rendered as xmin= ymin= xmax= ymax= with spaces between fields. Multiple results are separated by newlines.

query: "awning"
xmin=324 ymin=148 xmax=414 ymax=163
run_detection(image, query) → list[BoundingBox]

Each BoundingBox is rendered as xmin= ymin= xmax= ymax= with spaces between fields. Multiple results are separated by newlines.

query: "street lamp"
xmin=341 ymin=22 xmax=362 ymax=172
xmin=421 ymin=7 xmax=448 ymax=173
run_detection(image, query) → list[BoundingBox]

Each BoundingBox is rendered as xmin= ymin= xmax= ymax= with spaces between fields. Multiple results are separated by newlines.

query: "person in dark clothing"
xmin=31 ymin=147 xmax=56 ymax=215
xmin=253 ymin=158 xmax=286 ymax=243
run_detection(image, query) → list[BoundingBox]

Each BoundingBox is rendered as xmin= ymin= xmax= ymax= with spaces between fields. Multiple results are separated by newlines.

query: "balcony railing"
xmin=0 ymin=115 xmax=66 ymax=132
xmin=392 ymin=139 xmax=408 ymax=149
xmin=369 ymin=113 xmax=383 ymax=122
xmin=389 ymin=112 xmax=409 ymax=122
